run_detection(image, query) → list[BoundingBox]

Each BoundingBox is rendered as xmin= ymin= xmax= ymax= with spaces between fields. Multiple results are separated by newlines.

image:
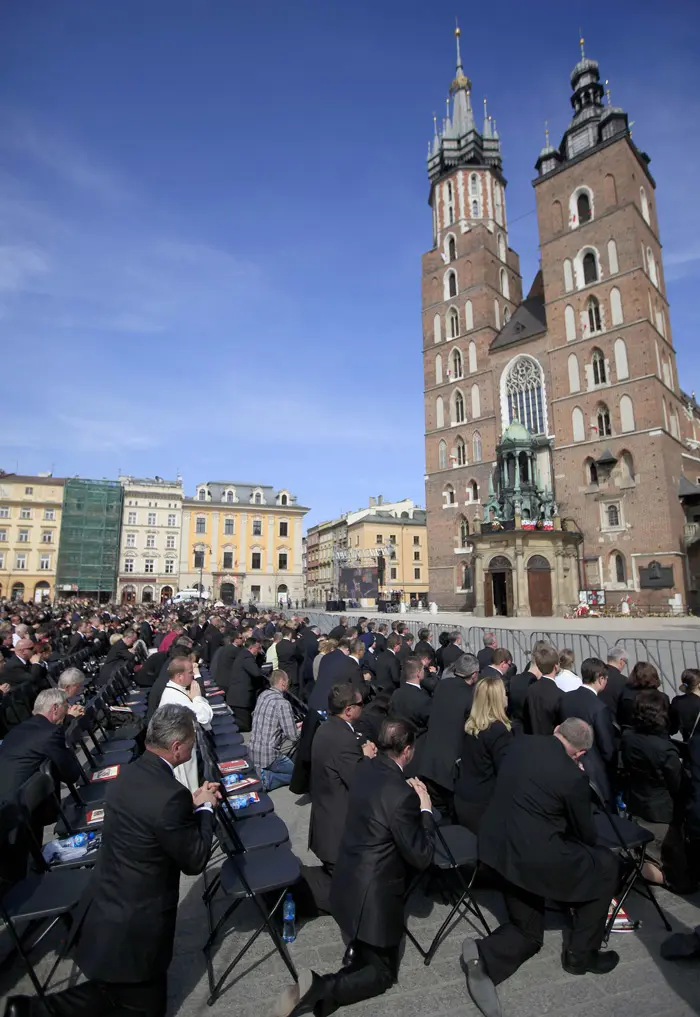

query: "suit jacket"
xmin=454 ymin=720 xmax=513 ymax=807
xmin=308 ymin=650 xmax=365 ymax=712
xmin=330 ymin=754 xmax=435 ymax=947
xmin=374 ymin=650 xmax=402 ymax=693
xmin=76 ymin=751 xmax=215 ymax=982
xmin=523 ymin=676 xmax=563 ymax=736
xmin=390 ymin=683 xmax=432 ymax=734
xmin=620 ymin=730 xmax=683 ymax=824
xmin=440 ymin=643 xmax=464 ymax=669
xmin=68 ymin=632 xmax=86 ymax=655
xmin=309 ymin=715 xmax=364 ymax=865
xmin=0 ymin=714 xmax=81 ymax=802
xmin=669 ymin=693 xmax=700 ymax=742
xmin=508 ymin=669 xmax=536 ymax=734
xmin=559 ymin=686 xmax=617 ymax=807
xmin=478 ymin=735 xmax=613 ymax=902
xmin=276 ymin=638 xmax=303 ymax=690
xmin=225 ymin=648 xmax=265 ymax=711
xmin=414 ymin=639 xmax=435 ymax=665
xmin=373 ymin=632 xmax=387 ymax=654
xmin=138 ymin=621 xmax=153 ymax=649
xmin=327 ymin=624 xmax=347 ymax=642
xmin=599 ymin=665 xmax=626 ymax=716
xmin=396 ymin=639 xmax=413 ymax=667
xmin=3 ymin=655 xmax=35 ymax=688
xmin=200 ymin=627 xmax=224 ymax=667
xmin=419 ymin=676 xmax=475 ymax=790
xmin=211 ymin=643 xmax=241 ymax=691
xmin=301 ymin=631 xmax=320 ymax=685
xmin=97 ymin=640 xmax=133 ymax=686
xmin=477 ymin=646 xmax=495 ymax=672
xmin=135 ymin=650 xmax=167 ymax=688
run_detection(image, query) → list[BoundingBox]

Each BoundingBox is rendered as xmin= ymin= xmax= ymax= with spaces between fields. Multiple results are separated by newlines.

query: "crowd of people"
xmin=1 ymin=598 xmax=699 ymax=1017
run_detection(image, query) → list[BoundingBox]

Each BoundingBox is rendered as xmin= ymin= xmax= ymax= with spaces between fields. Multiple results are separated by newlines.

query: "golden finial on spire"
xmin=545 ymin=120 xmax=550 ymax=146
xmin=455 ymin=15 xmax=461 ymax=37
xmin=605 ymin=79 xmax=612 ymax=105
xmin=578 ymin=28 xmax=585 ymax=58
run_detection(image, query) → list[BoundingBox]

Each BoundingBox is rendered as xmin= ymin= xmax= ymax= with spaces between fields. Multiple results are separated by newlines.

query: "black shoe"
xmin=4 ymin=998 xmax=33 ymax=1017
xmin=341 ymin=942 xmax=356 ymax=968
xmin=461 ymin=939 xmax=502 ymax=1017
xmin=562 ymin=949 xmax=620 ymax=975
xmin=272 ymin=970 xmax=330 ymax=1017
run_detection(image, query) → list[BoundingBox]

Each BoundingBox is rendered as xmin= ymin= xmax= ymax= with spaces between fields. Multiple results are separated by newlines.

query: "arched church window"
xmin=447 ymin=271 xmax=457 ymax=298
xmin=452 ymin=348 xmax=463 ymax=379
xmin=454 ymin=390 xmax=465 ymax=424
xmin=472 ymin=431 xmax=482 ymax=462
xmin=607 ymin=504 xmax=620 ymax=528
xmin=470 ymin=173 xmax=479 ymax=196
xmin=438 ymin=440 xmax=447 ymax=469
xmin=500 ymin=268 xmax=510 ymax=299
xmin=583 ymin=251 xmax=598 ymax=284
xmin=459 ymin=517 xmax=469 ymax=547
xmin=471 ymin=199 xmax=479 ymax=218
xmin=614 ymin=552 xmax=626 ymax=583
xmin=448 ymin=236 xmax=456 ymax=262
xmin=588 ymin=296 xmax=602 ymax=334
xmin=577 ymin=192 xmax=592 ymax=224
xmin=503 ymin=356 xmax=546 ymax=435
xmin=448 ymin=307 xmax=459 ymax=338
xmin=592 ymin=348 xmax=606 ymax=386
xmin=497 ymin=234 xmax=506 ymax=261
xmin=596 ymin=403 xmax=612 ymax=437
xmin=640 ymin=187 xmax=650 ymax=224
xmin=455 ymin=436 xmax=467 ymax=465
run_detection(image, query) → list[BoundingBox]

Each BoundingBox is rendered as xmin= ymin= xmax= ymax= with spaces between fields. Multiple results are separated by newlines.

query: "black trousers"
xmin=33 ymin=975 xmax=167 ymax=1017
xmin=231 ymin=706 xmax=252 ymax=732
xmin=477 ymin=862 xmax=619 ymax=986
xmin=319 ymin=940 xmax=399 ymax=1016
xmin=454 ymin=796 xmax=487 ymax=835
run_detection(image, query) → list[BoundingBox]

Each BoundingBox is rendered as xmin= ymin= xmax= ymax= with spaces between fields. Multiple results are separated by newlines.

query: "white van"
xmin=170 ymin=589 xmax=211 ymax=604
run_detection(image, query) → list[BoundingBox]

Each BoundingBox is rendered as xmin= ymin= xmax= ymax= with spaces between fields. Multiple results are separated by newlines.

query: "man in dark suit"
xmin=276 ymin=626 xmax=304 ymax=695
xmin=199 ymin=617 xmax=225 ymax=667
xmin=3 ymin=638 xmax=42 ymax=688
xmin=414 ymin=628 xmax=435 ymax=665
xmin=67 ymin=622 xmax=89 ymax=655
xmin=0 ymin=688 xmax=80 ymax=805
xmin=275 ymin=718 xmax=435 ymax=1017
xmin=480 ymin=648 xmax=513 ymax=682
xmin=97 ymin=629 xmax=137 ymax=687
xmin=523 ymin=644 xmax=563 ymax=736
xmin=308 ymin=638 xmax=366 ymax=712
xmin=419 ymin=652 xmax=480 ymax=811
xmin=308 ymin=683 xmax=377 ymax=874
xmin=138 ymin=617 xmax=154 ymax=650
xmin=374 ymin=633 xmax=403 ymax=692
xmin=328 ymin=616 xmax=348 ymax=641
xmin=210 ymin=633 xmax=243 ymax=691
xmin=389 ymin=658 xmax=431 ymax=777
xmin=461 ymin=719 xmax=620 ymax=1017
xmin=299 ymin=625 xmax=320 ymax=694
xmin=373 ymin=624 xmax=388 ymax=654
xmin=601 ymin=648 xmax=629 ymax=717
xmin=560 ymin=657 xmax=617 ymax=809
xmin=7 ymin=704 xmax=219 ymax=1017
xmin=477 ymin=632 xmax=498 ymax=672
xmin=441 ymin=630 xmax=465 ymax=670
xmin=225 ymin=636 xmax=266 ymax=731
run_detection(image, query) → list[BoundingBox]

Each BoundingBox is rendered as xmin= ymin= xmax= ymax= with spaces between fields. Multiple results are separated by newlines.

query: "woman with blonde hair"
xmin=312 ymin=637 xmax=337 ymax=683
xmin=454 ymin=676 xmax=513 ymax=833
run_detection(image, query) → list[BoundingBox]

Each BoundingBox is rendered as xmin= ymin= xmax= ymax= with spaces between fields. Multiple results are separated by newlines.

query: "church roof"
xmin=490 ymin=287 xmax=547 ymax=352
xmin=679 ymin=476 xmax=700 ymax=498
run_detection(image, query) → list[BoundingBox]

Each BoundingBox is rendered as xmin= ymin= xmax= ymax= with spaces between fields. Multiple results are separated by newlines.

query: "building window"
xmin=124 ymin=558 xmax=134 ymax=573
xmin=454 ymin=390 xmax=465 ymax=424
xmin=165 ymin=559 xmax=175 ymax=574
xmin=460 ymin=517 xmax=469 ymax=547
xmin=254 ymin=492 xmax=262 ymax=505
xmin=448 ymin=307 xmax=459 ymax=338
xmin=614 ymin=552 xmax=626 ymax=583
xmin=198 ymin=489 xmax=206 ymax=501
xmin=500 ymin=268 xmax=510 ymax=299
xmin=413 ymin=535 xmax=420 ymax=546
xmin=452 ymin=347 xmax=463 ymax=378
xmin=582 ymin=251 xmax=598 ymax=284
xmin=448 ymin=271 xmax=457 ymax=298
xmin=433 ymin=313 xmax=441 ymax=343
xmin=503 ymin=355 xmax=546 ymax=434
xmin=224 ymin=518 xmax=235 ymax=535
xmin=146 ymin=534 xmax=155 ymax=549
xmin=376 ymin=533 xmax=382 ymax=545
xmin=15 ymin=553 xmax=26 ymax=570
xmin=278 ymin=552 xmax=288 ymax=571
xmin=435 ymin=353 xmax=443 ymax=384
xmin=592 ymin=348 xmax=606 ymax=385
xmin=0 ymin=529 xmax=6 ymax=542
xmin=223 ymin=551 xmax=234 ymax=570
xmin=193 ymin=550 xmax=205 ymax=569
xmin=0 ymin=553 xmax=4 ymax=568
xmin=44 ymin=508 xmax=55 ymax=521
xmin=166 ymin=534 xmax=176 ymax=549
xmin=167 ymin=513 xmax=176 ymax=527
xmin=413 ymin=550 xmax=420 ymax=561
xmin=280 ymin=493 xmax=288 ymax=505
xmin=251 ymin=551 xmax=262 ymax=570
xmin=20 ymin=508 xmax=32 ymax=520
xmin=24 ymin=487 xmax=33 ymax=496
xmin=605 ymin=503 xmax=621 ymax=529
xmin=640 ymin=187 xmax=650 ymax=225
xmin=250 ymin=585 xmax=261 ymax=601
xmin=455 ymin=436 xmax=467 ymax=465
xmin=597 ymin=404 xmax=612 ymax=437
xmin=588 ymin=296 xmax=602 ymax=334
xmin=147 ymin=512 xmax=156 ymax=526
xmin=577 ymin=191 xmax=592 ymax=224
xmin=436 ymin=395 xmax=445 ymax=428
xmin=439 ymin=440 xmax=447 ymax=470
xmin=389 ymin=534 xmax=396 ymax=545
xmin=585 ymin=459 xmax=599 ymax=486
xmin=195 ymin=516 xmax=206 ymax=534
xmin=128 ymin=511 xmax=137 ymax=525
xmin=126 ymin=533 xmax=136 ymax=548
xmin=143 ymin=558 xmax=154 ymax=574
xmin=472 ymin=431 xmax=482 ymax=462
xmin=18 ymin=529 xmax=29 ymax=543
xmin=448 ymin=235 xmax=456 ymax=261
xmin=41 ymin=531 xmax=52 ymax=543
xmin=443 ymin=485 xmax=456 ymax=506
xmin=40 ymin=554 xmax=50 ymax=571
xmin=0 ymin=506 xmax=8 ymax=518
xmin=497 ymin=233 xmax=506 ymax=261
xmin=252 ymin=519 xmax=262 ymax=536
xmin=279 ymin=521 xmax=288 ymax=537
xmin=414 ymin=567 xmax=421 ymax=580
xmin=390 ymin=567 xmax=397 ymax=580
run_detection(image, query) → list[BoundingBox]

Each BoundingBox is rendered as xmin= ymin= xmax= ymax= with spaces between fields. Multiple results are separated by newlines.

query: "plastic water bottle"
xmin=57 ymin=832 xmax=95 ymax=850
xmin=282 ymin=893 xmax=296 ymax=943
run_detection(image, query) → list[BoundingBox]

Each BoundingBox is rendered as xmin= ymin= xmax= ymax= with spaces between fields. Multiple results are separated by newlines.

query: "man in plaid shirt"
xmin=250 ymin=669 xmax=300 ymax=790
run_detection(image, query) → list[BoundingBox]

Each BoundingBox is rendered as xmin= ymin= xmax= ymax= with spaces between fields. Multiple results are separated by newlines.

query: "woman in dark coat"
xmin=618 ymin=661 xmax=670 ymax=730
xmin=454 ymin=676 xmax=513 ymax=833
xmin=669 ymin=668 xmax=700 ymax=743
xmin=621 ymin=689 xmax=683 ymax=887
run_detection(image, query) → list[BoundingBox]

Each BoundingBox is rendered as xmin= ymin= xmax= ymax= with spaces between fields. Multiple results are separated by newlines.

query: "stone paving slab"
xmin=2 ymin=785 xmax=699 ymax=1017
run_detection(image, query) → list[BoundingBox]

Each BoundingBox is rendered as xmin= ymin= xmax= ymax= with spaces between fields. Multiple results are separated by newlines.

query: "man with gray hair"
xmin=602 ymin=646 xmax=629 ymax=716
xmin=0 ymin=688 xmax=80 ymax=809
xmin=477 ymin=631 xmax=498 ymax=672
xmin=57 ymin=667 xmax=86 ymax=718
xmin=461 ymin=717 xmax=620 ymax=1017
xmin=419 ymin=652 xmax=481 ymax=813
xmin=6 ymin=703 xmax=220 ymax=1017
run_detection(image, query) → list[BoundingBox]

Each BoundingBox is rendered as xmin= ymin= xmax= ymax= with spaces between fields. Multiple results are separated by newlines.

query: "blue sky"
xmin=1 ymin=0 xmax=698 ymax=527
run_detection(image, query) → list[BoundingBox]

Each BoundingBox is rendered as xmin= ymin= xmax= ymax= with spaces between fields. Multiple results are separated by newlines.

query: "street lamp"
xmin=195 ymin=542 xmax=211 ymax=604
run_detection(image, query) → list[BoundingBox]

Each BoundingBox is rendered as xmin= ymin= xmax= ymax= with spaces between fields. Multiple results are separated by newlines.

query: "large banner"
xmin=339 ymin=565 xmax=379 ymax=602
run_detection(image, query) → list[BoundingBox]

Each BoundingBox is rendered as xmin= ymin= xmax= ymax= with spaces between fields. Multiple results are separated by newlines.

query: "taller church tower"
xmin=422 ymin=28 xmax=522 ymax=607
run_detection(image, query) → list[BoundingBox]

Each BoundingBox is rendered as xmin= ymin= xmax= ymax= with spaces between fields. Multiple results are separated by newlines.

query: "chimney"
xmin=369 ymin=497 xmax=376 ymax=507
xmin=377 ymin=495 xmax=383 ymax=505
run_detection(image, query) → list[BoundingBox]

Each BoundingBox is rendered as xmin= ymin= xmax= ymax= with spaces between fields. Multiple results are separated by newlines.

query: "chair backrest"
xmin=17 ymin=769 xmax=56 ymax=817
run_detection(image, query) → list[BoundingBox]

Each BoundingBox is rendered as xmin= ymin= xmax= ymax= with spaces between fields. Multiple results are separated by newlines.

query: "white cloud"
xmin=0 ymin=244 xmax=49 ymax=292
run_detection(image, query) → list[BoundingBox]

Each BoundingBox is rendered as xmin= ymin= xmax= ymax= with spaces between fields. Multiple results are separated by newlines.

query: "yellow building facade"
xmin=180 ymin=481 xmax=308 ymax=606
xmin=0 ymin=473 xmax=65 ymax=602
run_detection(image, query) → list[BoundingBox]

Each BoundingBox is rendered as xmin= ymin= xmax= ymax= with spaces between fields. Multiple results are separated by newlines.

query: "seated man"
xmin=158 ymin=657 xmax=213 ymax=791
xmin=462 ymin=718 xmax=620 ymax=1017
xmin=0 ymin=687 xmax=81 ymax=802
xmin=57 ymin=667 xmax=86 ymax=716
xmin=250 ymin=669 xmax=300 ymax=790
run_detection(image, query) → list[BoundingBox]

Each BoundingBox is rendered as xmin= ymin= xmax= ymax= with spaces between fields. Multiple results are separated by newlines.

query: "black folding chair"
xmin=203 ymin=800 xmax=300 ymax=1005
xmin=0 ymin=801 xmax=93 ymax=1004
xmin=404 ymin=822 xmax=491 ymax=965
xmin=17 ymin=770 xmax=100 ymax=871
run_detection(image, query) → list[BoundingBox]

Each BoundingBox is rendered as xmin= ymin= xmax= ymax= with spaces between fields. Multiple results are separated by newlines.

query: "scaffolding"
xmin=56 ymin=479 xmax=123 ymax=598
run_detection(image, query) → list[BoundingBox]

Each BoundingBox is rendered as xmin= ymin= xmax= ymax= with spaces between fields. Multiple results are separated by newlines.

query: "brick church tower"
xmin=423 ymin=33 xmax=700 ymax=614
